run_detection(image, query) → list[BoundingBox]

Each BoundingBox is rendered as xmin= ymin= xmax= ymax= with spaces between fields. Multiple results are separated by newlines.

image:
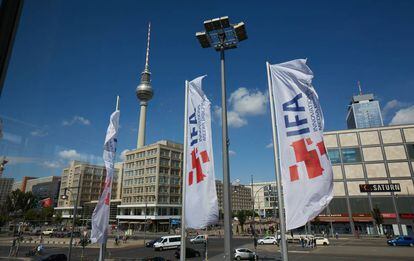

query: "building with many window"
xmin=0 ymin=177 xmax=13 ymax=209
xmin=27 ymin=176 xmax=61 ymax=206
xmin=251 ymin=181 xmax=278 ymax=218
xmin=346 ymin=93 xmax=383 ymax=129
xmin=215 ymin=180 xmax=252 ymax=213
xmin=55 ymin=161 xmax=120 ymax=219
xmin=319 ymin=124 xmax=414 ymax=236
xmin=116 ymin=140 xmax=183 ymax=231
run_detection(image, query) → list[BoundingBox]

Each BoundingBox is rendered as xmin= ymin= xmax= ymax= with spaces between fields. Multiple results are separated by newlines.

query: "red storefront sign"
xmin=381 ymin=213 xmax=397 ymax=219
xmin=400 ymin=213 xmax=414 ymax=219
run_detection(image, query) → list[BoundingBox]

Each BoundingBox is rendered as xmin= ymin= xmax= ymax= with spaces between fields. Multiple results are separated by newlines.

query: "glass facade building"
xmin=346 ymin=94 xmax=384 ymax=129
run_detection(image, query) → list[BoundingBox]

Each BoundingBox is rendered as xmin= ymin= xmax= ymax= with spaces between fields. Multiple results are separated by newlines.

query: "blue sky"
xmin=1 ymin=0 xmax=414 ymax=184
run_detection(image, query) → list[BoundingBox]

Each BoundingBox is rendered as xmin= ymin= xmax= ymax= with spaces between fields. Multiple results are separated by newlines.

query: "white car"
xmin=190 ymin=235 xmax=206 ymax=244
xmin=153 ymin=235 xmax=181 ymax=251
xmin=234 ymin=248 xmax=258 ymax=260
xmin=315 ymin=237 xmax=330 ymax=246
xmin=42 ymin=228 xmax=55 ymax=236
xmin=257 ymin=236 xmax=277 ymax=245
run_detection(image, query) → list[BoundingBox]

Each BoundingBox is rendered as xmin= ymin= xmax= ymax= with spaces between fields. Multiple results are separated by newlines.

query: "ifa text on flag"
xmin=268 ymin=59 xmax=333 ymax=230
xmin=184 ymin=76 xmax=218 ymax=229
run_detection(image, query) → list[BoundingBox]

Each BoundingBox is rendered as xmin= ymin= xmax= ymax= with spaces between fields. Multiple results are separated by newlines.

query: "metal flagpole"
xmin=180 ymin=81 xmax=189 ymax=261
xmin=266 ymin=62 xmax=289 ymax=261
xmin=99 ymin=95 xmax=120 ymax=261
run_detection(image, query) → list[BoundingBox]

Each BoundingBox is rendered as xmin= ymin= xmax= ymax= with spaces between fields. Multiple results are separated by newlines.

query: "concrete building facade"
xmin=116 ymin=140 xmax=183 ymax=231
xmin=0 ymin=177 xmax=13 ymax=209
xmin=320 ymin=124 xmax=414 ymax=236
xmin=251 ymin=181 xmax=278 ymax=218
xmin=12 ymin=176 xmax=36 ymax=192
xmin=55 ymin=161 xmax=120 ymax=219
xmin=28 ymin=176 xmax=61 ymax=207
xmin=216 ymin=180 xmax=252 ymax=213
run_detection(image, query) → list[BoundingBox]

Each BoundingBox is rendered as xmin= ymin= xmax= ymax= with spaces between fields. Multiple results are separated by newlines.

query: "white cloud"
xmin=389 ymin=105 xmax=414 ymax=125
xmin=382 ymin=99 xmax=410 ymax=118
xmin=229 ymin=87 xmax=268 ymax=116
xmin=42 ymin=161 xmax=62 ymax=169
xmin=62 ymin=116 xmax=91 ymax=126
xmin=58 ymin=149 xmax=81 ymax=160
xmin=266 ymin=142 xmax=273 ymax=149
xmin=120 ymin=149 xmax=130 ymax=161
xmin=229 ymin=150 xmax=236 ymax=156
xmin=228 ymin=111 xmax=248 ymax=128
xmin=30 ymin=129 xmax=48 ymax=137
xmin=213 ymin=88 xmax=267 ymax=128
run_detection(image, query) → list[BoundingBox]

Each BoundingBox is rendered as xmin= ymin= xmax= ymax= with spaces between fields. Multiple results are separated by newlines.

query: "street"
xmin=1 ymin=237 xmax=414 ymax=260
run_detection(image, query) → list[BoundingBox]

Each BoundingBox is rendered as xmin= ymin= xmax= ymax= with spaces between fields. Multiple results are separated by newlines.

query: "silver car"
xmin=234 ymin=248 xmax=258 ymax=260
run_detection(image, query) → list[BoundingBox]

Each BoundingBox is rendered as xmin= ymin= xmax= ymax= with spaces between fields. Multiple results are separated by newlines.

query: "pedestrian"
xmin=313 ymin=238 xmax=317 ymax=248
xmin=300 ymin=237 xmax=304 ymax=248
xmin=335 ymin=232 xmax=339 ymax=239
xmin=115 ymin=235 xmax=119 ymax=245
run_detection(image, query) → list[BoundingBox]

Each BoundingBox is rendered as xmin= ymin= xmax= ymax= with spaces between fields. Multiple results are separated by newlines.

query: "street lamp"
xmin=196 ymin=16 xmax=247 ymax=260
xmin=61 ymin=185 xmax=81 ymax=261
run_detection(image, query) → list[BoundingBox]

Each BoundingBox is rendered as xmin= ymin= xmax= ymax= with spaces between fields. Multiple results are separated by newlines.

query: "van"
xmin=153 ymin=235 xmax=181 ymax=251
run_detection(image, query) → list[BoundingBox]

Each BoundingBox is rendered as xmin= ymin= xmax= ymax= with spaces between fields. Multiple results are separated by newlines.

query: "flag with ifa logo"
xmin=91 ymin=108 xmax=120 ymax=244
xmin=267 ymin=59 xmax=333 ymax=230
xmin=183 ymin=76 xmax=218 ymax=229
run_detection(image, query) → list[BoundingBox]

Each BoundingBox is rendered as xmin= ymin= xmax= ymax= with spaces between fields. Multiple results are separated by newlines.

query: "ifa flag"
xmin=267 ymin=59 xmax=333 ymax=230
xmin=183 ymin=76 xmax=218 ymax=229
xmin=91 ymin=108 xmax=120 ymax=244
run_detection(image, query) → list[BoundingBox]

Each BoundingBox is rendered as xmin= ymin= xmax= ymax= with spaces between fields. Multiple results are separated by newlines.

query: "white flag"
xmin=184 ymin=76 xmax=218 ymax=229
xmin=267 ymin=59 xmax=333 ymax=230
xmin=90 ymin=109 xmax=120 ymax=244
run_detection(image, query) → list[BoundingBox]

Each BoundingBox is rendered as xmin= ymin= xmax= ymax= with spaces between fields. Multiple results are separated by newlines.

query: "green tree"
xmin=371 ymin=205 xmax=384 ymax=234
xmin=40 ymin=207 xmax=54 ymax=221
xmin=7 ymin=190 xmax=39 ymax=220
xmin=235 ymin=210 xmax=247 ymax=232
xmin=24 ymin=209 xmax=39 ymax=221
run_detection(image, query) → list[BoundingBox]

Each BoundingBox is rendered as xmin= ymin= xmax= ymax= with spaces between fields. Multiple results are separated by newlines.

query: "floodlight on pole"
xmin=194 ymin=16 xmax=247 ymax=261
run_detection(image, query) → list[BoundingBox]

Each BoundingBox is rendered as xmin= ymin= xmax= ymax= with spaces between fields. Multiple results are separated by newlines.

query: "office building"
xmin=0 ymin=177 xmax=13 ymax=209
xmin=116 ymin=140 xmax=183 ymax=231
xmin=12 ymin=176 xmax=36 ymax=192
xmin=216 ymin=180 xmax=252 ymax=213
xmin=318 ymin=124 xmax=414 ymax=236
xmin=346 ymin=93 xmax=383 ymax=129
xmin=55 ymin=161 xmax=120 ymax=219
xmin=251 ymin=181 xmax=278 ymax=218
xmin=27 ymin=176 xmax=61 ymax=207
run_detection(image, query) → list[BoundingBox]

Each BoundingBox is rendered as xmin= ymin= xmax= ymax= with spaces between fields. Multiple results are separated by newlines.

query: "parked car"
xmin=315 ymin=237 xmax=330 ymax=246
xmin=387 ymin=236 xmax=414 ymax=247
xmin=146 ymin=238 xmax=162 ymax=248
xmin=234 ymin=248 xmax=258 ymax=260
xmin=153 ymin=235 xmax=181 ymax=251
xmin=257 ymin=236 xmax=277 ymax=245
xmin=190 ymin=235 xmax=207 ymax=244
xmin=42 ymin=228 xmax=56 ymax=236
xmin=174 ymin=247 xmax=201 ymax=258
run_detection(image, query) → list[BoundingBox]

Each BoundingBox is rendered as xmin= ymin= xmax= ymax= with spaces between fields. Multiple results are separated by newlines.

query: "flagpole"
xmin=266 ymin=62 xmax=289 ymax=261
xmin=99 ymin=95 xmax=120 ymax=261
xmin=180 ymin=81 xmax=189 ymax=261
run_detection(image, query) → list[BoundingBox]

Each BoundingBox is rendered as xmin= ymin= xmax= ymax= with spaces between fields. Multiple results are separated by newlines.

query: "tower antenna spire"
xmin=357 ymin=80 xmax=363 ymax=95
xmin=145 ymin=22 xmax=151 ymax=71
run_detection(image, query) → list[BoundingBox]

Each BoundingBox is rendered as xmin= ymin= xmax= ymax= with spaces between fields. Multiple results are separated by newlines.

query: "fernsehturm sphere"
xmin=136 ymin=23 xmax=153 ymax=148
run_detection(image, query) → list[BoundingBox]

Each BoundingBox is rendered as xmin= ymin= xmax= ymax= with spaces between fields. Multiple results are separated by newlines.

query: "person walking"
xmin=335 ymin=232 xmax=339 ymax=240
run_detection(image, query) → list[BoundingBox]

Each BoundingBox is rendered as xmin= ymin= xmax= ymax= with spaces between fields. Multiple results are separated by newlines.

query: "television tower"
xmin=136 ymin=23 xmax=154 ymax=148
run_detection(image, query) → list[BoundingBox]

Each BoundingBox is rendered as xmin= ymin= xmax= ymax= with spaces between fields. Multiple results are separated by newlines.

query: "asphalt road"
xmin=1 ymin=237 xmax=413 ymax=260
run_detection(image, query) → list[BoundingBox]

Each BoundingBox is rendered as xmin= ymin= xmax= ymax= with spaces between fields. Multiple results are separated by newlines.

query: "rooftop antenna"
xmin=144 ymin=22 xmax=151 ymax=72
xmin=357 ymin=80 xmax=363 ymax=95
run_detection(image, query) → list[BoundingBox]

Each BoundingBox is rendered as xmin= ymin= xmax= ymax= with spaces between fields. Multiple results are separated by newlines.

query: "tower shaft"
xmin=137 ymin=102 xmax=147 ymax=148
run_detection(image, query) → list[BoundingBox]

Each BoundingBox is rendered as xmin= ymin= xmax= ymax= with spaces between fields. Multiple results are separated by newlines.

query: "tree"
xmin=7 ymin=190 xmax=39 ymax=220
xmin=235 ymin=210 xmax=247 ymax=232
xmin=372 ymin=205 xmax=384 ymax=234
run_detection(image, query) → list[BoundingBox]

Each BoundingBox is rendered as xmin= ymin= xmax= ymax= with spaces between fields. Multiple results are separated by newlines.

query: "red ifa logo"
xmin=188 ymin=148 xmax=210 ymax=186
xmin=104 ymin=178 xmax=112 ymax=205
xmin=289 ymin=137 xmax=327 ymax=182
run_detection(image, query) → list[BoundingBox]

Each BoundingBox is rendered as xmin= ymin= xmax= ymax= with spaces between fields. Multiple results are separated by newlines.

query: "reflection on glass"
xmin=341 ymin=148 xmax=362 ymax=163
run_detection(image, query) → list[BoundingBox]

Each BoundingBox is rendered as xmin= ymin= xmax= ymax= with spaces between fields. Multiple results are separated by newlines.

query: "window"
xmin=406 ymin=144 xmax=414 ymax=160
xmin=327 ymin=149 xmax=341 ymax=164
xmin=341 ymin=148 xmax=362 ymax=163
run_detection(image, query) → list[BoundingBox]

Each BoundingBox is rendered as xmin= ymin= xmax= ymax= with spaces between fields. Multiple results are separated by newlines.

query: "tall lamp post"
xmin=196 ymin=16 xmax=247 ymax=260
xmin=61 ymin=183 xmax=81 ymax=261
